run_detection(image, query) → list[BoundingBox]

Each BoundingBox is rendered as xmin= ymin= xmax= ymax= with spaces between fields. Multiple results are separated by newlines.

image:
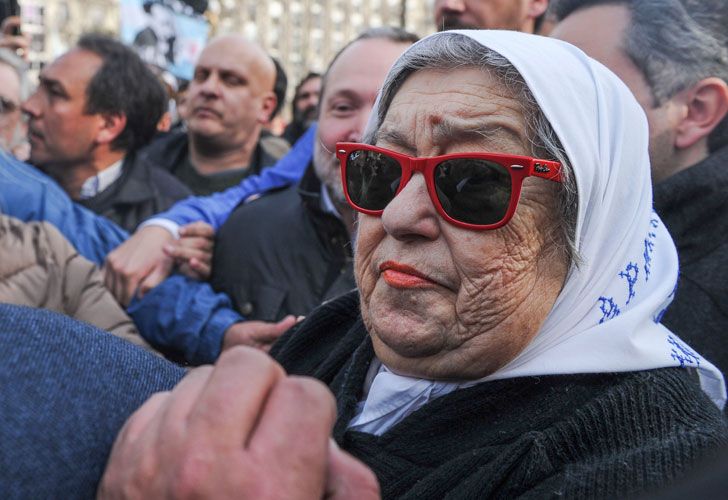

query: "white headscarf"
xmin=349 ymin=30 xmax=725 ymax=435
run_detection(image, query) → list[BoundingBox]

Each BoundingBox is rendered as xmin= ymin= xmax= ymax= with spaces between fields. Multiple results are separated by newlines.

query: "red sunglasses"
xmin=336 ymin=142 xmax=562 ymax=230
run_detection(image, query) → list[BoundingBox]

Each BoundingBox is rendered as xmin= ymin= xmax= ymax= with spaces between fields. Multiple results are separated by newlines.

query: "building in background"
xmin=17 ymin=0 xmax=433 ymax=120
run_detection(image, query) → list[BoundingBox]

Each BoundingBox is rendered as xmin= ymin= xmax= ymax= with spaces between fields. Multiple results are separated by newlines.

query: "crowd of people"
xmin=1 ymin=0 xmax=727 ymax=498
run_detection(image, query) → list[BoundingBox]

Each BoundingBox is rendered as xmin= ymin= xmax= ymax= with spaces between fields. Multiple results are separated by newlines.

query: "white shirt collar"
xmin=320 ymin=183 xmax=341 ymax=218
xmin=79 ymin=159 xmax=124 ymax=199
xmin=348 ymin=360 xmax=461 ymax=435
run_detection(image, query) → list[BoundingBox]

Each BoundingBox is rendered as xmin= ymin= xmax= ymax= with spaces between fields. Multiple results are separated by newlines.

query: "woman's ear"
xmin=674 ymin=77 xmax=728 ymax=150
xmin=95 ymin=113 xmax=128 ymax=146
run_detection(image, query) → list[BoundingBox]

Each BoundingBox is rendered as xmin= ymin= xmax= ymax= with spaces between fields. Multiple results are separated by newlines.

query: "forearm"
xmin=128 ymin=275 xmax=243 ymax=365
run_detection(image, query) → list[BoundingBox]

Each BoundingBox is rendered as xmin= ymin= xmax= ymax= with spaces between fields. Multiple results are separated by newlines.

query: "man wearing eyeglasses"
xmin=0 ymin=48 xmax=28 ymax=161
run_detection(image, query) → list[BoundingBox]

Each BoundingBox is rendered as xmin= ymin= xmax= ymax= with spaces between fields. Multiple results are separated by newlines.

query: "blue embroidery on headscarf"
xmin=598 ymin=297 xmax=621 ymax=324
xmin=668 ymin=335 xmax=700 ymax=367
xmin=642 ymin=216 xmax=660 ymax=281
xmin=643 ymin=235 xmax=656 ymax=281
xmin=654 ymin=279 xmax=678 ymax=323
xmin=619 ymin=262 xmax=639 ymax=305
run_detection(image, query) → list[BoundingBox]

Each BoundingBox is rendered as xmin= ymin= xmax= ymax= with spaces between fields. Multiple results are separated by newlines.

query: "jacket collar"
xmin=654 ymin=145 xmax=728 ymax=263
xmin=297 ymin=162 xmax=328 ymax=214
xmin=103 ymin=152 xmax=158 ymax=205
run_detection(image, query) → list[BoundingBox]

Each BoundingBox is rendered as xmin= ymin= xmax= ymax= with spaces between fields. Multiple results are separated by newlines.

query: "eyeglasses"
xmin=0 ymin=97 xmax=19 ymax=115
xmin=336 ymin=142 xmax=562 ymax=230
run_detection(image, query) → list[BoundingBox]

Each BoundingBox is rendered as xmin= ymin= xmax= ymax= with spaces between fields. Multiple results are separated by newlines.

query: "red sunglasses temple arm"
xmin=529 ymin=159 xmax=563 ymax=183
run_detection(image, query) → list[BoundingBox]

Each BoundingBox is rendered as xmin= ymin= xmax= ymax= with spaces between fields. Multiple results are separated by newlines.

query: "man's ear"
xmin=674 ymin=77 xmax=728 ymax=150
xmin=527 ymin=0 xmax=549 ymax=20
xmin=96 ymin=113 xmax=127 ymax=146
xmin=258 ymin=91 xmax=278 ymax=125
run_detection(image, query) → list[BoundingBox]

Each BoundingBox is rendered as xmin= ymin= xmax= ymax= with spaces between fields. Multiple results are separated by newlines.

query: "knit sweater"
xmin=272 ymin=291 xmax=728 ymax=499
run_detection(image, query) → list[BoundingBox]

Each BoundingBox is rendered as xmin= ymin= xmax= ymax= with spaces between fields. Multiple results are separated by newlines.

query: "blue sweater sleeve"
xmin=0 ymin=151 xmax=128 ymax=265
xmin=128 ymin=275 xmax=243 ymax=365
xmin=155 ymin=124 xmax=316 ymax=229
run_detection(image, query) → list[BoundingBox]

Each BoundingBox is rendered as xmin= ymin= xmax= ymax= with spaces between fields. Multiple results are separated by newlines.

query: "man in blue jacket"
xmin=0 ymin=149 xmax=126 ymax=265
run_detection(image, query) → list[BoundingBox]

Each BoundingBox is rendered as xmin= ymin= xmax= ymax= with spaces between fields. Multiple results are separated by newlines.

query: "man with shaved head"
xmin=144 ymin=35 xmax=288 ymax=195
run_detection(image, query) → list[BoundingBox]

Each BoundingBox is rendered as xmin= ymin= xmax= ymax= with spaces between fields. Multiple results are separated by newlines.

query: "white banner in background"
xmin=120 ymin=0 xmax=209 ymax=81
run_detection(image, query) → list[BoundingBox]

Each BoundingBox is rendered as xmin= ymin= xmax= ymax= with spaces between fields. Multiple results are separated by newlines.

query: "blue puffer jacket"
xmin=0 ymin=150 xmax=127 ymax=265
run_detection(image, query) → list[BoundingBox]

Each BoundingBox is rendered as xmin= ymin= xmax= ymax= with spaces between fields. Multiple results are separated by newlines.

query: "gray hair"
xmin=553 ymin=0 xmax=728 ymax=152
xmin=0 ymin=48 xmax=29 ymax=101
xmin=365 ymin=33 xmax=579 ymax=267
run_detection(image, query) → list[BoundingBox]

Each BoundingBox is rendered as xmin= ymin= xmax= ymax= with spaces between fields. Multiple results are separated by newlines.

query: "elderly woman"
xmin=1 ymin=31 xmax=726 ymax=499
xmin=270 ymin=30 xmax=727 ymax=495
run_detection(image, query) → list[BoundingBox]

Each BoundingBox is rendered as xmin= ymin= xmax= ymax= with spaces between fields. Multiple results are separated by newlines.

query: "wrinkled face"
xmin=313 ymin=38 xmax=412 ymax=202
xmin=22 ymin=49 xmax=105 ymax=170
xmin=550 ymin=4 xmax=678 ymax=182
xmin=293 ymin=76 xmax=322 ymax=126
xmin=355 ymin=68 xmax=567 ymax=380
xmin=0 ymin=63 xmax=24 ymax=151
xmin=186 ymin=37 xmax=275 ymax=148
xmin=434 ymin=0 xmax=546 ymax=32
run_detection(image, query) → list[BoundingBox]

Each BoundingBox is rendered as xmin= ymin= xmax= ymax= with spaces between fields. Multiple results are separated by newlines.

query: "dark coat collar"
xmin=143 ymin=130 xmax=279 ymax=175
xmin=653 ymin=145 xmax=728 ymax=264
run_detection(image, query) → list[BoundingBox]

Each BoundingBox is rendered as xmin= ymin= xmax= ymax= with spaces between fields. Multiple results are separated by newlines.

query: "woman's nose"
xmin=381 ymin=173 xmax=441 ymax=241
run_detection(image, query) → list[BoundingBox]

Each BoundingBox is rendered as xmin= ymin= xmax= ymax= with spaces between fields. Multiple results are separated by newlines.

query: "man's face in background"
xmin=434 ymin=0 xmax=548 ymax=33
xmin=0 ymin=62 xmax=26 ymax=158
xmin=293 ymin=75 xmax=322 ymax=128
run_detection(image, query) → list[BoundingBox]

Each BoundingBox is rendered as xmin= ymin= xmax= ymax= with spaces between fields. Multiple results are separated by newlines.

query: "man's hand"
xmin=104 ymin=226 xmax=176 ymax=306
xmin=326 ymin=440 xmax=381 ymax=499
xmin=97 ymin=347 xmax=379 ymax=499
xmin=0 ymin=17 xmax=29 ymax=59
xmin=163 ymin=222 xmax=215 ymax=281
xmin=222 ymin=315 xmax=298 ymax=353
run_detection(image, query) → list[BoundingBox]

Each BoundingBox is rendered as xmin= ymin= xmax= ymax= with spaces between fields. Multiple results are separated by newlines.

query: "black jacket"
xmin=281 ymin=120 xmax=307 ymax=146
xmin=654 ymin=145 xmax=728 ymax=375
xmin=78 ymin=151 xmax=191 ymax=232
xmin=271 ymin=291 xmax=728 ymax=499
xmin=142 ymin=130 xmax=287 ymax=196
xmin=210 ymin=163 xmax=355 ymax=322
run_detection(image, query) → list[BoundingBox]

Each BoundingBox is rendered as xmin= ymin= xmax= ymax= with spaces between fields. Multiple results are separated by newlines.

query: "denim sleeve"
xmin=154 ymin=124 xmax=316 ymax=229
xmin=127 ymin=275 xmax=243 ymax=365
xmin=0 ymin=151 xmax=128 ymax=265
xmin=0 ymin=304 xmax=185 ymax=498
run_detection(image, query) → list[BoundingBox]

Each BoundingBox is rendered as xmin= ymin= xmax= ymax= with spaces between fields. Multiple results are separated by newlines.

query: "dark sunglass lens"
xmin=346 ymin=150 xmax=402 ymax=210
xmin=434 ymin=159 xmax=512 ymax=225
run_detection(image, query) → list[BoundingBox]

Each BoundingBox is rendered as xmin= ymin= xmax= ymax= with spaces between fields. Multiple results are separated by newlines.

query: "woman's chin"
xmin=365 ymin=308 xmax=447 ymax=362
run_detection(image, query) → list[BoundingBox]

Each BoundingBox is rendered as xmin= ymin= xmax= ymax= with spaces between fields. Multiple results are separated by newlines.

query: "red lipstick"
xmin=379 ymin=261 xmax=436 ymax=289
